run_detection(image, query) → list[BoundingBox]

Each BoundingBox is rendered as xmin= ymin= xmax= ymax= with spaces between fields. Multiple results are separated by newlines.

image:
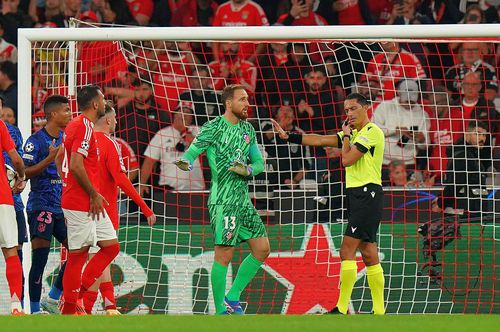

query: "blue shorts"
xmin=15 ymin=210 xmax=28 ymax=245
xmin=27 ymin=210 xmax=67 ymax=243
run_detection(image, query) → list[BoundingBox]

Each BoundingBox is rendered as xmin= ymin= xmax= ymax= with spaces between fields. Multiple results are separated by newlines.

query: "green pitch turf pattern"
xmin=2 ymin=315 xmax=499 ymax=332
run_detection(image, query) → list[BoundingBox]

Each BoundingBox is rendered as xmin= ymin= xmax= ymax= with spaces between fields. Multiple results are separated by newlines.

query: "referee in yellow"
xmin=271 ymin=93 xmax=385 ymax=315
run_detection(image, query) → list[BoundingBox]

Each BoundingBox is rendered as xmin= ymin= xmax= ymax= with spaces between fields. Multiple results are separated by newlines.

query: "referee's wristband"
xmin=343 ymin=135 xmax=351 ymax=141
xmin=287 ymin=133 xmax=303 ymax=144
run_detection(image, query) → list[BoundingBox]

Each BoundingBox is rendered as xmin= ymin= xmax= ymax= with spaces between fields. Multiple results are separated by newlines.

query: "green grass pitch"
xmin=2 ymin=315 xmax=499 ymax=332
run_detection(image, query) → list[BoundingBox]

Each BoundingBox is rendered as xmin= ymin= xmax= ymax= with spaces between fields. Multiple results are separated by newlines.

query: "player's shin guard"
xmin=100 ymin=281 xmax=116 ymax=310
xmin=211 ymin=261 xmax=228 ymax=314
xmin=366 ymin=263 xmax=385 ymax=315
xmin=226 ymin=254 xmax=262 ymax=302
xmin=49 ymin=261 xmax=66 ymax=300
xmin=29 ymin=247 xmax=50 ymax=312
xmin=5 ymin=256 xmax=23 ymax=310
xmin=81 ymin=243 xmax=120 ymax=291
xmin=62 ymin=252 xmax=87 ymax=314
xmin=82 ymin=290 xmax=98 ymax=314
xmin=336 ymin=260 xmax=358 ymax=315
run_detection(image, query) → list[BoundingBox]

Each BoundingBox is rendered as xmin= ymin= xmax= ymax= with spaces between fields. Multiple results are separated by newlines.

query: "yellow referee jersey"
xmin=337 ymin=123 xmax=385 ymax=188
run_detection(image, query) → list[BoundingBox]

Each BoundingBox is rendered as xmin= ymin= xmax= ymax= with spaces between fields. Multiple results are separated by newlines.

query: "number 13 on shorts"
xmin=224 ymin=216 xmax=236 ymax=230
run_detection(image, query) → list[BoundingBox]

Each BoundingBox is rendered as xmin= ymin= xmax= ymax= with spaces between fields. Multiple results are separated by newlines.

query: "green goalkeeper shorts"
xmin=209 ymin=204 xmax=267 ymax=246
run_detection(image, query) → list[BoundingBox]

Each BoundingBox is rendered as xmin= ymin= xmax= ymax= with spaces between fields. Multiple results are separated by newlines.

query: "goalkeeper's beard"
xmin=233 ymin=107 xmax=249 ymax=120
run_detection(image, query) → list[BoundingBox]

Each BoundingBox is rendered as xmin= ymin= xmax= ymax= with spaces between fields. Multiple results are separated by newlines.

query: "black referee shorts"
xmin=344 ymin=183 xmax=383 ymax=243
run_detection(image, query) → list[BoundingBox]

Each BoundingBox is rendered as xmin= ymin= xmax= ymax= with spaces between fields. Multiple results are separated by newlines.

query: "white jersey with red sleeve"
xmin=95 ymin=132 xmax=126 ymax=229
xmin=61 ymin=114 xmax=100 ymax=212
xmin=364 ymin=49 xmax=426 ymax=101
xmin=0 ymin=120 xmax=16 ymax=206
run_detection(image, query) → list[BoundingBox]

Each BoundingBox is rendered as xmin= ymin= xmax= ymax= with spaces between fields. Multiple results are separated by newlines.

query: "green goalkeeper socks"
xmin=211 ymin=261 xmax=228 ymax=314
xmin=226 ymin=254 xmax=263 ymax=302
xmin=336 ymin=260 xmax=358 ymax=314
xmin=366 ymin=263 xmax=385 ymax=315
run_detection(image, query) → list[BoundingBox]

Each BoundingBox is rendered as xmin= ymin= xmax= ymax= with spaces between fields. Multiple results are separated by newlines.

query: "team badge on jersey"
xmin=243 ymin=133 xmax=250 ymax=144
xmin=242 ymin=11 xmax=249 ymax=20
xmin=81 ymin=139 xmax=90 ymax=151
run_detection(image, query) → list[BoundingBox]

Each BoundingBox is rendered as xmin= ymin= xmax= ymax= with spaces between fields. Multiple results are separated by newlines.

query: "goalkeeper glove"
xmin=174 ymin=158 xmax=192 ymax=171
xmin=228 ymin=160 xmax=253 ymax=177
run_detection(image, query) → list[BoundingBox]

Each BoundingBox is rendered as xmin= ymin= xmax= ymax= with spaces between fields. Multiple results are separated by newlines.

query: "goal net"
xmin=6 ymin=23 xmax=499 ymax=315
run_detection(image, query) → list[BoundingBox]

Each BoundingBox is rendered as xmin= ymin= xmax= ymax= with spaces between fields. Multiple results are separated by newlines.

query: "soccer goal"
xmin=9 ymin=22 xmax=499 ymax=314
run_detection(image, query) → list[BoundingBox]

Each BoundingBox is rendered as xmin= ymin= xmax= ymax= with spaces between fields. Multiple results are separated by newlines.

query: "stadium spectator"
xmin=318 ymin=0 xmax=374 ymax=25
xmin=362 ymin=41 xmax=426 ymax=101
xmin=125 ymin=0 xmax=153 ymax=25
xmin=460 ymin=4 xmax=484 ymax=23
xmin=371 ymin=79 xmax=430 ymax=181
xmin=115 ymin=136 xmax=139 ymax=182
xmin=384 ymin=0 xmax=418 ymax=25
xmin=118 ymin=79 xmax=169 ymax=159
xmin=32 ymin=111 xmax=46 ymax=132
xmin=353 ymin=75 xmax=381 ymax=118
xmin=149 ymin=0 xmax=172 ymax=27
xmin=456 ymin=0 xmax=498 ymax=23
xmin=0 ymin=61 xmax=18 ymax=118
xmin=212 ymin=0 xmax=269 ymax=62
xmin=179 ymin=66 xmax=221 ymax=126
xmin=432 ymin=120 xmax=490 ymax=216
xmin=139 ymin=105 xmax=204 ymax=193
xmin=35 ymin=0 xmax=65 ymax=27
xmin=32 ymin=62 xmax=67 ymax=114
xmin=416 ymin=0 xmax=462 ymax=24
xmin=316 ymin=145 xmax=343 ymax=221
xmin=0 ymin=18 xmax=17 ymax=63
xmin=256 ymin=42 xmax=309 ymax=109
xmin=261 ymin=105 xmax=311 ymax=189
xmin=150 ymin=40 xmax=198 ymax=112
xmin=459 ymin=71 xmax=499 ymax=136
xmin=277 ymin=0 xmax=328 ymax=26
xmin=387 ymin=159 xmax=436 ymax=187
xmin=171 ymin=0 xmax=218 ymax=27
xmin=0 ymin=0 xmax=34 ymax=45
xmin=445 ymin=42 xmax=498 ymax=102
xmin=425 ymin=85 xmax=464 ymax=180
xmin=90 ymin=0 xmax=136 ymax=25
xmin=209 ymin=42 xmax=258 ymax=98
xmin=296 ymin=68 xmax=340 ymax=135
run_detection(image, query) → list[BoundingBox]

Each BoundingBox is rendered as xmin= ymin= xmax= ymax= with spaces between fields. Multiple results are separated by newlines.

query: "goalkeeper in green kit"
xmin=175 ymin=84 xmax=269 ymax=315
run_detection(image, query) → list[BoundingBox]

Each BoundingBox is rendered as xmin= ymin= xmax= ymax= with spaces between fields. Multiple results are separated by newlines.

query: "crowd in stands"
xmin=1 ymin=0 xmax=500 ymax=194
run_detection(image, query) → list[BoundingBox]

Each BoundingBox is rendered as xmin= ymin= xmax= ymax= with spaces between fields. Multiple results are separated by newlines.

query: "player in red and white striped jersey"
xmin=58 ymin=85 xmax=120 ymax=315
xmin=82 ymin=101 xmax=155 ymax=315
xmin=0 ymin=118 xmax=26 ymax=315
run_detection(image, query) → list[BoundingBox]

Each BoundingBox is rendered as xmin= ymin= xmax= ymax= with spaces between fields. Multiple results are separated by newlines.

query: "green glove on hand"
xmin=174 ymin=158 xmax=192 ymax=171
xmin=228 ymin=160 xmax=253 ymax=177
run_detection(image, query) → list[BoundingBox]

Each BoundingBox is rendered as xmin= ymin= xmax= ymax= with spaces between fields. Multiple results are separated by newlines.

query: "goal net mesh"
xmin=8 ymin=22 xmax=499 ymax=314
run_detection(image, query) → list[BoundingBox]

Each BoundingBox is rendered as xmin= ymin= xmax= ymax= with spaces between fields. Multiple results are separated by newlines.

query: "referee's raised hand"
xmin=270 ymin=119 xmax=289 ymax=140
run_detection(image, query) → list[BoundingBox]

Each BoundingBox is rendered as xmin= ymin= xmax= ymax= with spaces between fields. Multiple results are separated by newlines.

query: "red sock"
xmin=5 ymin=256 xmax=22 ymax=303
xmin=82 ymin=290 xmax=98 ymax=314
xmin=62 ymin=252 xmax=87 ymax=315
xmin=81 ymin=243 xmax=120 ymax=291
xmin=99 ymin=281 xmax=116 ymax=310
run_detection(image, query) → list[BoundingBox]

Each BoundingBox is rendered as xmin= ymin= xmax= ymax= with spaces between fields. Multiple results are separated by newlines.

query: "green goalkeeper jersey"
xmin=182 ymin=116 xmax=265 ymax=206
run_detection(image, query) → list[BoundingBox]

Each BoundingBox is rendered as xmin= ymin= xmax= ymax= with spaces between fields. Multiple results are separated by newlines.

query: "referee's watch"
xmin=343 ymin=134 xmax=351 ymax=141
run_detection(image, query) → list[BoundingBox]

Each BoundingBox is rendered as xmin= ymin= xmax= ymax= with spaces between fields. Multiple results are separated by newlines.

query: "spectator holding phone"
xmin=371 ymin=79 xmax=430 ymax=182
